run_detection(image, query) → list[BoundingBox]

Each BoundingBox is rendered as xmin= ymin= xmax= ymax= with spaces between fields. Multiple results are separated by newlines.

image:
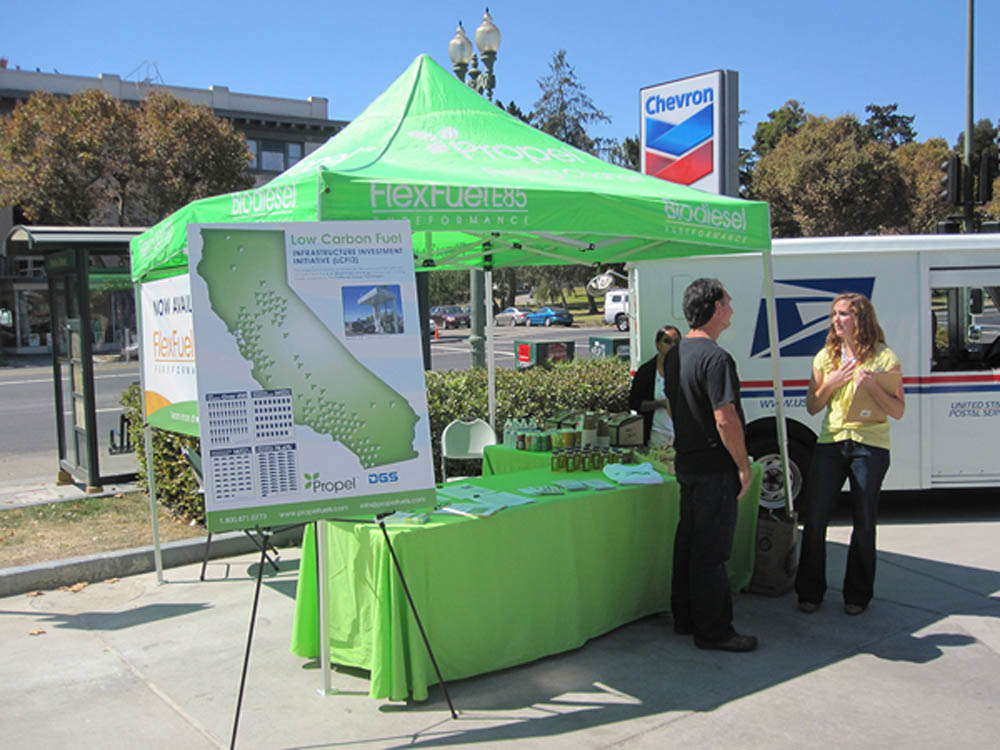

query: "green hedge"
xmin=121 ymin=383 xmax=203 ymax=523
xmin=121 ymin=357 xmax=632 ymax=524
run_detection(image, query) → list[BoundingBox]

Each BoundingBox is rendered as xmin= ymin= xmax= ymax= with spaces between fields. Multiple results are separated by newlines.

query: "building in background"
xmin=0 ymin=64 xmax=347 ymax=354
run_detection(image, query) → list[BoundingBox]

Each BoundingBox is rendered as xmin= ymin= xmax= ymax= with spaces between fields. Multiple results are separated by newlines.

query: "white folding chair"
xmin=440 ymin=418 xmax=496 ymax=482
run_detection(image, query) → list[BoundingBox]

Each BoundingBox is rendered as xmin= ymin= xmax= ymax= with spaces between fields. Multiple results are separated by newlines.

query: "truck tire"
xmin=615 ymin=313 xmax=629 ymax=332
xmin=748 ymin=436 xmax=812 ymax=515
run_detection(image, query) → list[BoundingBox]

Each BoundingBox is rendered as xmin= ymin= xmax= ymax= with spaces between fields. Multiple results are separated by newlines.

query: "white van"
xmin=630 ymin=234 xmax=1000 ymax=508
xmin=603 ymin=289 xmax=630 ymax=331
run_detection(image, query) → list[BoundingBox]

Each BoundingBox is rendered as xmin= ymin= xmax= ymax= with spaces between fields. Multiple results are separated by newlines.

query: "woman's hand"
xmin=855 ymin=368 xmax=875 ymax=390
xmin=807 ymin=358 xmax=856 ymax=415
xmin=827 ymin=358 xmax=857 ymax=390
xmin=857 ymin=366 xmax=906 ymax=420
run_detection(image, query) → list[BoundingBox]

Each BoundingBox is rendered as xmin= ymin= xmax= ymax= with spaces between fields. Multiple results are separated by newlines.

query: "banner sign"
xmin=187 ymin=221 xmax=436 ymax=532
xmin=140 ymin=274 xmax=199 ymax=436
xmin=640 ymin=70 xmax=739 ymax=196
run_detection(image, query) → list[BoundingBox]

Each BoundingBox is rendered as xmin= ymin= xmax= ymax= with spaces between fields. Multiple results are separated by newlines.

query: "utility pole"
xmin=962 ymin=0 xmax=975 ymax=233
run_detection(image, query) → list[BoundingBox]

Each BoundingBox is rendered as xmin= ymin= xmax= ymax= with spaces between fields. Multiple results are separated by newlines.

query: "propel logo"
xmin=231 ymin=185 xmax=297 ymax=217
xmin=303 ymin=471 xmax=357 ymax=494
xmin=407 ymin=127 xmax=584 ymax=165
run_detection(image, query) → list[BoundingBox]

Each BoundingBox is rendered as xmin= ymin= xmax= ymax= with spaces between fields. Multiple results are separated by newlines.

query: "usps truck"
xmin=630 ymin=234 xmax=1000 ymax=509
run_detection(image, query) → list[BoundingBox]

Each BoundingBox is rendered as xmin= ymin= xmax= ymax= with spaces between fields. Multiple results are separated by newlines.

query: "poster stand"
xmin=228 ymin=528 xmax=272 ymax=750
xmin=314 ymin=516 xmax=458 ymax=718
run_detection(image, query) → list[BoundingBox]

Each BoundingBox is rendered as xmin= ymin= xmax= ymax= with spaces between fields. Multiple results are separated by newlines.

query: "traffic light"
xmin=939 ymin=154 xmax=962 ymax=205
xmin=977 ymin=152 xmax=997 ymax=204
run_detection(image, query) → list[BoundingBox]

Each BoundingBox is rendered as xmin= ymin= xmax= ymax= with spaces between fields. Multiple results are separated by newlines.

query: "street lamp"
xmin=448 ymin=9 xmax=501 ymax=101
xmin=447 ymin=9 xmax=502 ymax=369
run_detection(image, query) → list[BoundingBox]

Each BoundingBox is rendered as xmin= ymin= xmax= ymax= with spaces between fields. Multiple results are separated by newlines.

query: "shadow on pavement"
xmin=342 ymin=541 xmax=1000 ymax=748
xmin=0 ymin=602 xmax=210 ymax=631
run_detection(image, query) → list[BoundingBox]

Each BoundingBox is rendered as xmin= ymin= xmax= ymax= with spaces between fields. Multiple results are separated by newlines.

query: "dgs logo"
xmin=368 ymin=471 xmax=399 ymax=485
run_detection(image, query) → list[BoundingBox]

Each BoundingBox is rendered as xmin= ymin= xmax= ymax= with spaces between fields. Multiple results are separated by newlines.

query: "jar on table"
xmin=551 ymin=449 xmax=566 ymax=472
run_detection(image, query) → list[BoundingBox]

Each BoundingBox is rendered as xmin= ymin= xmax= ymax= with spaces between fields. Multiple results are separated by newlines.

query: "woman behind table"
xmin=628 ymin=325 xmax=682 ymax=448
xmin=795 ymin=293 xmax=905 ymax=616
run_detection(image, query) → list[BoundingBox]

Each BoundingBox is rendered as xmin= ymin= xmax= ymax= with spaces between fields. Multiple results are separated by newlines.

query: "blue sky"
xmin=5 ymin=1 xmax=997 ymax=149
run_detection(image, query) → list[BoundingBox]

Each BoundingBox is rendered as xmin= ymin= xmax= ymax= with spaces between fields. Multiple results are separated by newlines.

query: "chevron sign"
xmin=640 ymin=70 xmax=737 ymax=194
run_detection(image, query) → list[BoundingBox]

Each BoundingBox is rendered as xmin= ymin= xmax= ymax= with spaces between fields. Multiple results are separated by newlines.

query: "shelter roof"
xmin=5 ymin=225 xmax=146 ymax=257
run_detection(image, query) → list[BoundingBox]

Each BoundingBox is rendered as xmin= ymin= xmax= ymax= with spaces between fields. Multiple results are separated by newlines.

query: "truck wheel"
xmin=615 ymin=313 xmax=629 ymax=332
xmin=748 ymin=436 xmax=812 ymax=515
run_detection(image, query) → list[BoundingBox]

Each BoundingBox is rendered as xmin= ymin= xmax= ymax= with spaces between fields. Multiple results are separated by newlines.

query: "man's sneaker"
xmin=844 ymin=603 xmax=866 ymax=616
xmin=694 ymin=633 xmax=758 ymax=652
xmin=798 ymin=600 xmax=820 ymax=614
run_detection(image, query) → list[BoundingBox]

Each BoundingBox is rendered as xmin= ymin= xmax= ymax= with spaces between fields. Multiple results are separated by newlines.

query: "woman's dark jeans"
xmin=795 ymin=440 xmax=890 ymax=608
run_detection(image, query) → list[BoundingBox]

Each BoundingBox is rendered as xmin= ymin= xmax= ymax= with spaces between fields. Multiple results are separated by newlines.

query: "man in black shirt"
xmin=664 ymin=278 xmax=757 ymax=652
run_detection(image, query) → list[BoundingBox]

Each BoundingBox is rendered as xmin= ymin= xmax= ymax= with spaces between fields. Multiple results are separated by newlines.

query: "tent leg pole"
xmin=143 ymin=425 xmax=165 ymax=585
xmin=762 ymin=248 xmax=794 ymax=514
xmin=485 ymin=268 xmax=496 ymax=431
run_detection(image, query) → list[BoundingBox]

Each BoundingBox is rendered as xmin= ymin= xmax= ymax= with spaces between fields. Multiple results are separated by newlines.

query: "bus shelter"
xmin=3 ymin=225 xmax=144 ymax=491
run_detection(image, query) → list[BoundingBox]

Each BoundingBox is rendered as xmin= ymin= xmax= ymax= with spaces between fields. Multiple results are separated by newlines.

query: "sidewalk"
xmin=0 ymin=478 xmax=140 ymax=510
xmin=2 ymin=514 xmax=998 ymax=749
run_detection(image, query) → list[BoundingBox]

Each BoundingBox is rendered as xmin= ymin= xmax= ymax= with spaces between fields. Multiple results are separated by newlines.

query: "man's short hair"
xmin=683 ymin=278 xmax=726 ymax=329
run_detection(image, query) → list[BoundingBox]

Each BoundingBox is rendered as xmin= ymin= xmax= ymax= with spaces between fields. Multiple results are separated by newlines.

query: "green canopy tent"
xmin=131 ymin=54 xmax=770 ymax=280
xmin=130 ymin=54 xmax=792 ymax=508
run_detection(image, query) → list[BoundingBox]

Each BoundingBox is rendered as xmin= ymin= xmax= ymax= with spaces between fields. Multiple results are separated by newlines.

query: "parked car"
xmin=526 ymin=306 xmax=574 ymax=327
xmin=494 ymin=306 xmax=534 ymax=326
xmin=603 ymin=289 xmax=630 ymax=331
xmin=430 ymin=305 xmax=471 ymax=329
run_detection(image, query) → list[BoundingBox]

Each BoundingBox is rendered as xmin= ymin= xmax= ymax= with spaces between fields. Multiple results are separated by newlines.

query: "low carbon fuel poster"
xmin=187 ymin=221 xmax=436 ymax=532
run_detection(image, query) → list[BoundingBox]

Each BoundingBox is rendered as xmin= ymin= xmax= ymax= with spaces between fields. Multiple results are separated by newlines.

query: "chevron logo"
xmin=644 ymin=103 xmax=714 ymax=185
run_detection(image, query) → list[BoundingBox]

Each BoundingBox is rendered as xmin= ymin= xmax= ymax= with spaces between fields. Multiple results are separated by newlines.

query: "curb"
xmin=0 ymin=525 xmax=305 ymax=598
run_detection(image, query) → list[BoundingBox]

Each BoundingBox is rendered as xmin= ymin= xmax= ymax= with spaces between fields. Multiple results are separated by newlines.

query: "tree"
xmin=751 ymin=100 xmax=808 ymax=161
xmin=751 ymin=114 xmax=910 ymax=237
xmin=891 ymin=138 xmax=953 ymax=233
xmin=135 ymin=92 xmax=255 ymax=223
xmin=0 ymin=88 xmax=254 ymax=227
xmin=428 ymin=270 xmax=469 ymax=307
xmin=863 ymin=103 xmax=916 ymax=149
xmin=498 ymin=99 xmax=531 ymax=124
xmin=532 ymin=49 xmax=610 ymax=155
xmin=0 ymin=90 xmax=138 ymax=225
xmin=595 ymin=136 xmax=640 ymax=171
xmin=954 ymin=119 xmax=999 ymax=213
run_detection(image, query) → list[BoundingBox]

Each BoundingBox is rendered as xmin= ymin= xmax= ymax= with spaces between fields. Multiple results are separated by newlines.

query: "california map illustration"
xmin=196 ymin=228 xmax=419 ymax=468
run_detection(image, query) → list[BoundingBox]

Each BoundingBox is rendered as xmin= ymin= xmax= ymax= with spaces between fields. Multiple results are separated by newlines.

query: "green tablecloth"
xmin=290 ymin=464 xmax=761 ymax=702
xmin=482 ymin=443 xmax=555 ymax=475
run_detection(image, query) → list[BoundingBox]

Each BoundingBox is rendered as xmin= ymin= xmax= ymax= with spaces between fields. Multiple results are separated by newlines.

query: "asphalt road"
xmin=0 ymin=359 xmax=140 ymax=487
xmin=430 ymin=322 xmax=624 ymax=370
xmin=0 ymin=324 xmax=625 ymax=488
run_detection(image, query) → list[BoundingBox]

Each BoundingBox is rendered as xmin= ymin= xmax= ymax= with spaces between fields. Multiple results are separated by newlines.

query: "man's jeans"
xmin=795 ymin=440 xmax=891 ymax=607
xmin=671 ymin=470 xmax=738 ymax=642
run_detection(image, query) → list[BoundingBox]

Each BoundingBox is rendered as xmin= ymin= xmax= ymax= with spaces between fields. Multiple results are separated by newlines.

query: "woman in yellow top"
xmin=795 ymin=293 xmax=905 ymax=616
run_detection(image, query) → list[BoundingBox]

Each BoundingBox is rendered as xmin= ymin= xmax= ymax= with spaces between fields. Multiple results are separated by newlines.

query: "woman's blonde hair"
xmin=825 ymin=293 xmax=885 ymax=364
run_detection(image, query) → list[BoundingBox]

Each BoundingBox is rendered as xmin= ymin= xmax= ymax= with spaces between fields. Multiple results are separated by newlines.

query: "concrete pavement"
xmin=1 ymin=512 xmax=998 ymax=749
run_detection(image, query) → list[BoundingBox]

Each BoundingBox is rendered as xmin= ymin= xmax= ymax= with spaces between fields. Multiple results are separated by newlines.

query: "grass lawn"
xmin=0 ymin=493 xmax=206 ymax=569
